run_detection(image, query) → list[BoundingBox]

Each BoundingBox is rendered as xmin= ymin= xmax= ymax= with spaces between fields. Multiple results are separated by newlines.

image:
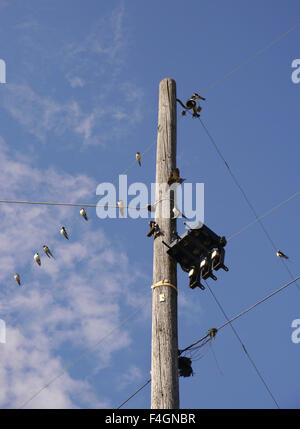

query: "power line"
xmin=18 ymin=298 xmax=150 ymax=409
xmin=218 ymin=274 xmax=300 ymax=331
xmin=180 ymin=274 xmax=300 ymax=354
xmin=114 ymin=273 xmax=300 ymax=408
xmin=205 ymin=280 xmax=280 ymax=409
xmin=115 ymin=378 xmax=151 ymax=409
xmin=112 ymin=140 xmax=157 ymax=186
xmin=202 ymin=22 xmax=300 ymax=93
xmin=198 ymin=117 xmax=300 ymax=292
xmin=228 ymin=190 xmax=300 ymax=241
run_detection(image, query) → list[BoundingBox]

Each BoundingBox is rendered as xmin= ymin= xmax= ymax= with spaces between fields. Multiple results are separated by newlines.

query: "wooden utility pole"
xmin=151 ymin=78 xmax=179 ymax=409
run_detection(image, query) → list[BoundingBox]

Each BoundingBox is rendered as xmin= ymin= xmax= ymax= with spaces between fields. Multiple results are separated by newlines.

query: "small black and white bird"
xmin=136 ymin=152 xmax=141 ymax=166
xmin=14 ymin=273 xmax=21 ymax=286
xmin=277 ymin=250 xmax=288 ymax=259
xmin=43 ymin=245 xmax=54 ymax=258
xmin=60 ymin=226 xmax=69 ymax=240
xmin=80 ymin=208 xmax=88 ymax=221
xmin=34 ymin=252 xmax=41 ymax=266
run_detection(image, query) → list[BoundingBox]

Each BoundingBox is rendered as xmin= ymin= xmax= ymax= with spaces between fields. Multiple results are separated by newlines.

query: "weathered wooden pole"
xmin=151 ymin=78 xmax=179 ymax=409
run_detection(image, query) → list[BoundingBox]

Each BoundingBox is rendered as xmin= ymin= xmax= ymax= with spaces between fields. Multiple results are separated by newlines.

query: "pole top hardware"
xmin=165 ymin=223 xmax=228 ymax=291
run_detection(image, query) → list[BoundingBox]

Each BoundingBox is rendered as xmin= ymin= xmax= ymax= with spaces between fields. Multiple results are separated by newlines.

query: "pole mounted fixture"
xmin=165 ymin=223 xmax=228 ymax=291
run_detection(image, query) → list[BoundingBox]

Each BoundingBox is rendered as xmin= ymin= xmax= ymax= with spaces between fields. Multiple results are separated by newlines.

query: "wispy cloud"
xmin=0 ymin=139 xmax=147 ymax=408
xmin=0 ymin=2 xmax=144 ymax=148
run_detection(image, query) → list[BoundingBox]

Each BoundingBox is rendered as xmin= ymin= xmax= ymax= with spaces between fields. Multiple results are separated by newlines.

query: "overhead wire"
xmin=228 ymin=190 xmax=300 ymax=241
xmin=202 ymin=22 xmax=300 ymax=93
xmin=181 ymin=274 xmax=300 ymax=355
xmin=7 ymin=22 xmax=300 ymax=410
xmin=205 ymin=280 xmax=280 ymax=408
xmin=117 ymin=274 xmax=300 ymax=408
xmin=18 ymin=297 xmax=150 ymax=409
xmin=198 ymin=116 xmax=300 ymax=292
xmin=115 ymin=378 xmax=151 ymax=409
xmin=112 ymin=23 xmax=300 ymax=409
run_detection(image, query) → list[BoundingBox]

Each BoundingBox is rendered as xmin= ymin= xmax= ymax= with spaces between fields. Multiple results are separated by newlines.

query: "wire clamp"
xmin=151 ymin=279 xmax=178 ymax=294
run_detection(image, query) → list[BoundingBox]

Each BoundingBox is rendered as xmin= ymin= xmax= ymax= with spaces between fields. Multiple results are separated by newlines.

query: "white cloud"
xmin=116 ymin=365 xmax=143 ymax=391
xmin=0 ymin=139 xmax=148 ymax=408
xmin=68 ymin=76 xmax=85 ymax=88
xmin=0 ymin=2 xmax=144 ymax=147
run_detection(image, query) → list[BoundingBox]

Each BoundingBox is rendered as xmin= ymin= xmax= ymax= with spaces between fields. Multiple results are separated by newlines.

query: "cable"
xmin=0 ymin=196 xmax=172 ymax=211
xmin=115 ymin=378 xmax=151 ymax=409
xmin=112 ymin=140 xmax=157 ymax=186
xmin=181 ymin=274 xmax=300 ymax=354
xmin=198 ymin=117 xmax=300 ymax=292
xmin=205 ymin=280 xmax=280 ymax=408
xmin=115 ymin=274 xmax=300 ymax=409
xmin=202 ymin=22 xmax=300 ymax=93
xmin=18 ymin=298 xmax=150 ymax=409
xmin=218 ymin=274 xmax=300 ymax=331
xmin=228 ymin=190 xmax=300 ymax=241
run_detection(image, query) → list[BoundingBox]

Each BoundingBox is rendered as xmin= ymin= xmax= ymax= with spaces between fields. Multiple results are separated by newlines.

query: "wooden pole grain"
xmin=151 ymin=78 xmax=179 ymax=409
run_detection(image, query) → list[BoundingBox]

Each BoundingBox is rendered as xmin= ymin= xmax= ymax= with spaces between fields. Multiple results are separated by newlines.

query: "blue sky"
xmin=0 ymin=0 xmax=299 ymax=409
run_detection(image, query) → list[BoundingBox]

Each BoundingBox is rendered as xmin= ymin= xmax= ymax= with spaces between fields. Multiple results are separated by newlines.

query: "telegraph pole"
xmin=151 ymin=78 xmax=179 ymax=409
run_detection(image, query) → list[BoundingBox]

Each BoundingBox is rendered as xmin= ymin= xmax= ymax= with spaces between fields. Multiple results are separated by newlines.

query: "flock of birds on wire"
xmin=13 ymin=209 xmax=89 ymax=286
xmin=12 ymin=92 xmax=290 ymax=286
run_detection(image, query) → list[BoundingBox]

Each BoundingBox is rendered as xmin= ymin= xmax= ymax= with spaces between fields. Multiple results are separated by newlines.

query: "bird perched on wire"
xmin=172 ymin=206 xmax=187 ymax=219
xmin=207 ymin=328 xmax=218 ymax=340
xmin=43 ymin=245 xmax=54 ymax=259
xmin=34 ymin=252 xmax=41 ymax=266
xmin=277 ymin=250 xmax=288 ymax=259
xmin=136 ymin=152 xmax=141 ymax=166
xmin=80 ymin=208 xmax=88 ymax=221
xmin=118 ymin=200 xmax=124 ymax=217
xmin=167 ymin=168 xmax=185 ymax=186
xmin=60 ymin=226 xmax=69 ymax=240
xmin=14 ymin=273 xmax=21 ymax=286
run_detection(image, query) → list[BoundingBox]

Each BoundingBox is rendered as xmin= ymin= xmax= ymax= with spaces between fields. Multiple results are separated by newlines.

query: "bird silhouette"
xmin=167 ymin=168 xmax=185 ymax=186
xmin=60 ymin=227 xmax=69 ymax=240
xmin=136 ymin=152 xmax=141 ymax=166
xmin=34 ymin=253 xmax=41 ymax=266
xmin=277 ymin=250 xmax=288 ymax=259
xmin=118 ymin=200 xmax=124 ymax=217
xmin=80 ymin=208 xmax=88 ymax=221
xmin=14 ymin=273 xmax=21 ymax=286
xmin=43 ymin=245 xmax=54 ymax=258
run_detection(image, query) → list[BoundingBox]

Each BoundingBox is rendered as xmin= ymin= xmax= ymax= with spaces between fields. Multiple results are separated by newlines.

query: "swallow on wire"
xmin=60 ymin=226 xmax=69 ymax=240
xmin=80 ymin=208 xmax=88 ymax=221
xmin=167 ymin=168 xmax=185 ymax=186
xmin=277 ymin=250 xmax=288 ymax=259
xmin=136 ymin=152 xmax=141 ymax=166
xmin=118 ymin=200 xmax=124 ymax=217
xmin=207 ymin=328 xmax=218 ymax=340
xmin=34 ymin=252 xmax=41 ymax=266
xmin=43 ymin=245 xmax=54 ymax=259
xmin=14 ymin=273 xmax=21 ymax=286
